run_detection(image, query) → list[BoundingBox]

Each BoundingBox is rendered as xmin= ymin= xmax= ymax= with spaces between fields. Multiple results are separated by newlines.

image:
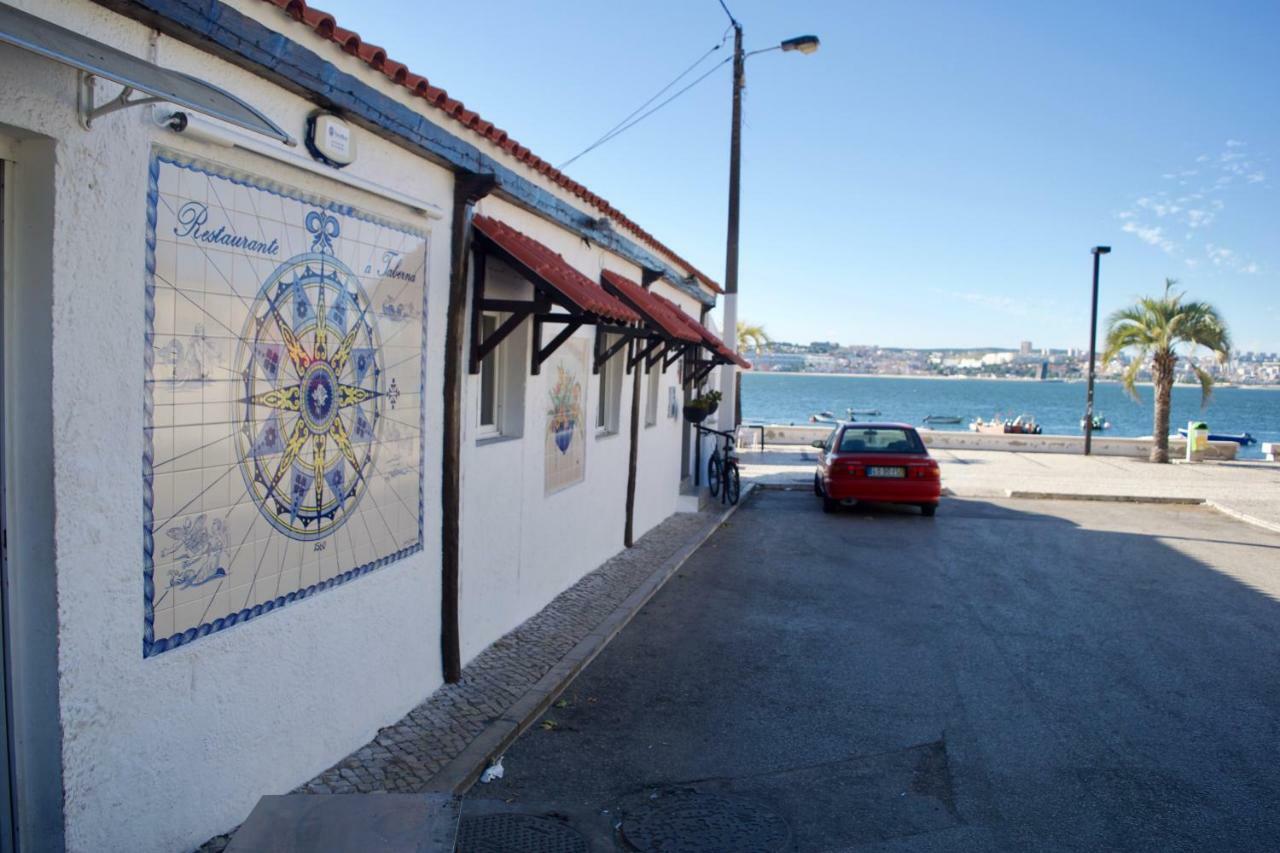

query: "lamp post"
xmin=1083 ymin=245 xmax=1111 ymax=455
xmin=718 ymin=27 xmax=819 ymax=432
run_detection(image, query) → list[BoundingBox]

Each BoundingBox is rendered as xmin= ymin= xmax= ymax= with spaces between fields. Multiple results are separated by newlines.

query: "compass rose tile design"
xmin=143 ymin=152 xmax=428 ymax=657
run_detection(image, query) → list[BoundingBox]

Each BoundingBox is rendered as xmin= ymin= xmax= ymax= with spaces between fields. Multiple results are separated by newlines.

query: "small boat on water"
xmin=969 ymin=414 xmax=1043 ymax=435
xmin=1177 ymin=427 xmax=1256 ymax=446
xmin=922 ymin=415 xmax=963 ymax=425
xmin=1080 ymin=415 xmax=1111 ymax=431
xmin=847 ymin=408 xmax=881 ymax=418
xmin=809 ymin=411 xmax=839 ymax=424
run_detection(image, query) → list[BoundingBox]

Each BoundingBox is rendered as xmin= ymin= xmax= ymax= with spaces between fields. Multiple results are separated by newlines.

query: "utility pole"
xmin=718 ymin=22 xmax=745 ymax=433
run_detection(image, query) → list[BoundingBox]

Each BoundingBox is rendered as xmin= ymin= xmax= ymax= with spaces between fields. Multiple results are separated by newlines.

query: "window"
xmin=644 ymin=359 xmax=660 ymax=426
xmin=595 ymin=334 xmax=623 ymax=436
xmin=478 ymin=313 xmax=502 ymax=436
xmin=476 ymin=312 xmax=526 ymax=440
xmin=837 ymin=427 xmax=925 ymax=454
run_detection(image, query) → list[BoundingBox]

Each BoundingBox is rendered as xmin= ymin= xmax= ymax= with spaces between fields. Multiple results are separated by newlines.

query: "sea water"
xmin=740 ymin=373 xmax=1280 ymax=460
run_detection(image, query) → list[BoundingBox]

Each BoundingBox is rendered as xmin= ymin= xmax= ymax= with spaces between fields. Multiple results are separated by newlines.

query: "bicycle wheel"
xmin=707 ymin=452 xmax=722 ymax=497
xmin=725 ymin=462 xmax=740 ymax=505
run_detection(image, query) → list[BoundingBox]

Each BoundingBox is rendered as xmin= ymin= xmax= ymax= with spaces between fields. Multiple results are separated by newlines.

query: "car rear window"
xmin=838 ymin=427 xmax=924 ymax=454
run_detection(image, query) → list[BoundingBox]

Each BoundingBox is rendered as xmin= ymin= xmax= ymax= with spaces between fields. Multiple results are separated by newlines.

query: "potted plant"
xmin=683 ymin=390 xmax=722 ymax=424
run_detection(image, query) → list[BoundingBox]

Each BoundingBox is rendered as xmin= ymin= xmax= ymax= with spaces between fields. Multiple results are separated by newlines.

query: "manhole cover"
xmin=621 ymin=792 xmax=790 ymax=853
xmin=456 ymin=813 xmax=588 ymax=853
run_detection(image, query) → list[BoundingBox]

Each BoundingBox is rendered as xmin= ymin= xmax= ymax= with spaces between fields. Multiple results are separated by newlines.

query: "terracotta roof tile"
xmin=258 ymin=0 xmax=721 ymax=294
xmin=650 ymin=292 xmax=751 ymax=369
xmin=600 ymin=271 xmax=701 ymax=343
xmin=473 ymin=216 xmax=640 ymax=324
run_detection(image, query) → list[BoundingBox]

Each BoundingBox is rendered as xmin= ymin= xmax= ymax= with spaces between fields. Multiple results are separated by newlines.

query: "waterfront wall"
xmin=746 ymin=424 xmax=1239 ymax=460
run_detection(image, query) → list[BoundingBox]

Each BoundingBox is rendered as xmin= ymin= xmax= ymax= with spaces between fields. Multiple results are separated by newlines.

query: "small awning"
xmin=472 ymin=216 xmax=640 ymax=324
xmin=650 ymin=292 xmax=752 ymax=370
xmin=0 ymin=4 xmax=291 ymax=144
xmin=600 ymin=271 xmax=701 ymax=343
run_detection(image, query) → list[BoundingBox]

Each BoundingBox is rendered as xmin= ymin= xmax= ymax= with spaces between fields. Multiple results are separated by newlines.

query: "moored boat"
xmin=923 ymin=414 xmax=962 ymax=425
xmin=969 ymin=414 xmax=1042 ymax=435
xmin=1177 ymin=427 xmax=1256 ymax=446
xmin=1080 ymin=415 xmax=1110 ymax=431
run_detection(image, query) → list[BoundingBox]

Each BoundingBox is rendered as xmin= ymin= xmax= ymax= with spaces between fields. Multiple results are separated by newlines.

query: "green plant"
xmin=1101 ymin=279 xmax=1231 ymax=463
xmin=687 ymin=390 xmax=722 ymax=411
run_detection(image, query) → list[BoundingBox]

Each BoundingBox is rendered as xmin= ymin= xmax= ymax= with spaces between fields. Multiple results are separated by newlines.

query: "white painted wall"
xmin=457 ymin=198 xmax=695 ymax=661
xmin=0 ymin=2 xmax=718 ymax=850
xmin=1 ymin=3 xmax=450 ymax=850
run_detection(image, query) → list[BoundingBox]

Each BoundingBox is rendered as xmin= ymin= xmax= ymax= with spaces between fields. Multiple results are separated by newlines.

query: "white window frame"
xmin=644 ymin=357 xmax=660 ymax=427
xmin=595 ymin=333 xmax=624 ymax=437
xmin=477 ymin=312 xmax=504 ymax=438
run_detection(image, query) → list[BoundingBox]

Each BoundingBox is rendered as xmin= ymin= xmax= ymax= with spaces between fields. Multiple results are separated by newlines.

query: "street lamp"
xmin=718 ymin=26 xmax=820 ymax=432
xmin=1083 ymin=245 xmax=1111 ymax=455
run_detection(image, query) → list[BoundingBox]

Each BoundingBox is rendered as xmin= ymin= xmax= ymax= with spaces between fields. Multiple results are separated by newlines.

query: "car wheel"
xmin=822 ymin=496 xmax=838 ymax=514
xmin=921 ymin=503 xmax=938 ymax=517
xmin=813 ymin=473 xmax=823 ymax=496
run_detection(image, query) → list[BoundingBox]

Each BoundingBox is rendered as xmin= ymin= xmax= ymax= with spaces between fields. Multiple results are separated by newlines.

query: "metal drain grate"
xmin=456 ymin=814 xmax=589 ymax=853
xmin=621 ymin=792 xmax=790 ymax=853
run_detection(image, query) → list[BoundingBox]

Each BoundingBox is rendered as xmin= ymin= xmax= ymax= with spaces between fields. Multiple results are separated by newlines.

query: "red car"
xmin=813 ymin=423 xmax=941 ymax=516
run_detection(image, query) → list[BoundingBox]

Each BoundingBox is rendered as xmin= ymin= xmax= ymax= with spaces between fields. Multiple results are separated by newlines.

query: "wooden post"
xmin=625 ymin=269 xmax=663 ymax=546
xmin=624 ymin=346 xmax=643 ymax=547
xmin=441 ymin=172 xmax=496 ymax=684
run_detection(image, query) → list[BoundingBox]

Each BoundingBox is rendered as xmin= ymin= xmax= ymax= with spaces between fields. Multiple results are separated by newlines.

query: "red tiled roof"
xmin=472 ymin=216 xmax=641 ymax=324
xmin=260 ymin=0 xmax=722 ymax=294
xmin=649 ymin=292 xmax=752 ymax=370
xmin=600 ymin=271 xmax=701 ymax=344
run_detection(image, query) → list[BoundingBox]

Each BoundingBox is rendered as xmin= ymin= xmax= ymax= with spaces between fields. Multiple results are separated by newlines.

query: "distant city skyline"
xmin=319 ymin=1 xmax=1279 ymax=351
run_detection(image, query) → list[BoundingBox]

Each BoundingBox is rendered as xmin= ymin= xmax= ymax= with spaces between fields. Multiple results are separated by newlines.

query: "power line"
xmin=557 ymin=41 xmax=729 ymax=171
xmin=717 ymin=0 xmax=739 ymax=27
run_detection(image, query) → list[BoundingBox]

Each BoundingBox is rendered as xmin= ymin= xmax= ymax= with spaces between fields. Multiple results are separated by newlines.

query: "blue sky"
xmin=315 ymin=0 xmax=1279 ymax=352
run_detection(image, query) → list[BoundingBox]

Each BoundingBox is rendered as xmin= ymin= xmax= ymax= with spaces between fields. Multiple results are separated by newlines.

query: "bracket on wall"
xmin=469 ymin=246 xmax=559 ymax=374
xmin=684 ymin=357 xmax=720 ymax=389
xmin=663 ymin=342 xmax=691 ymax=371
xmin=531 ymin=314 xmax=583 ymax=375
xmin=629 ymin=337 xmax=664 ymax=372
xmin=593 ymin=322 xmax=641 ymax=375
xmin=645 ymin=340 xmax=669 ymax=371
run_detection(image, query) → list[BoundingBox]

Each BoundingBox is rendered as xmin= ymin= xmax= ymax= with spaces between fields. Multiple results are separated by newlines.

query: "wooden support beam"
xmin=480 ymin=298 xmax=540 ymax=313
xmin=630 ymin=337 xmax=662 ymax=371
xmin=532 ymin=318 xmax=582 ymax=375
xmin=646 ymin=340 xmax=669 ymax=371
xmin=473 ymin=309 xmax=530 ymax=368
xmin=442 ymin=171 xmax=497 ymax=685
xmin=663 ymin=342 xmax=689 ymax=370
xmin=594 ymin=328 xmax=631 ymax=374
xmin=466 ymin=244 xmax=486 ymax=375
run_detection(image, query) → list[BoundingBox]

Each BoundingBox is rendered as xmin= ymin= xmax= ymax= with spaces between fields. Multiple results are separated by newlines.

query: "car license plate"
xmin=867 ymin=466 xmax=906 ymax=478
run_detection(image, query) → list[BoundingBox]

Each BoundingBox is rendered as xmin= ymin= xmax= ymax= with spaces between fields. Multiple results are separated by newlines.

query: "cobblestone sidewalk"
xmin=200 ymin=506 xmax=722 ymax=851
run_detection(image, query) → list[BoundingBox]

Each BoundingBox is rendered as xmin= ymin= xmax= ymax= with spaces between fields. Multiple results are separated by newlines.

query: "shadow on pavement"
xmin=462 ymin=490 xmax=1280 ymax=852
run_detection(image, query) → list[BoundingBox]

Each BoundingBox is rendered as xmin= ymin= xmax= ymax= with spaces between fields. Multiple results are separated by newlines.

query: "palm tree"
xmin=1102 ymin=279 xmax=1231 ymax=463
xmin=734 ymin=322 xmax=772 ymax=426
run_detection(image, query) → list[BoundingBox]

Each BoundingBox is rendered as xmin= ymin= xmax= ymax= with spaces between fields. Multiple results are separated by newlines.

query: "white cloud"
xmin=1242 ymin=262 xmax=1260 ymax=274
xmin=1122 ymin=221 xmax=1176 ymax=253
xmin=1247 ymin=172 xmax=1266 ymax=184
xmin=1185 ymin=209 xmax=1213 ymax=228
xmin=1226 ymin=139 xmax=1245 ymax=147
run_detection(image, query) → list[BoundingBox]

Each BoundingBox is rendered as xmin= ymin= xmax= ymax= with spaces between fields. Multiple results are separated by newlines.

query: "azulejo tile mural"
xmin=545 ymin=338 xmax=588 ymax=494
xmin=143 ymin=150 xmax=428 ymax=657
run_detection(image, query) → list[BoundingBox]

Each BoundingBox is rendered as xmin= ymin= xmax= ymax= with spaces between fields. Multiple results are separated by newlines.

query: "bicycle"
xmin=702 ymin=426 xmax=741 ymax=506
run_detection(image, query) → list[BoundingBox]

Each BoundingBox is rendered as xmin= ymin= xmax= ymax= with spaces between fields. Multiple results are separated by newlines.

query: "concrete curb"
xmin=1203 ymin=501 xmax=1280 ymax=535
xmin=1005 ymin=490 xmax=1204 ymax=505
xmin=424 ymin=486 xmax=755 ymax=795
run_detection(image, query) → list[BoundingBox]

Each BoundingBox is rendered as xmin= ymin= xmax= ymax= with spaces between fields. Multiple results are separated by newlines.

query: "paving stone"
xmin=201 ymin=508 xmax=716 ymax=851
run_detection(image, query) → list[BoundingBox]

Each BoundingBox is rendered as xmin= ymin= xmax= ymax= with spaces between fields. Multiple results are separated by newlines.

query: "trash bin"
xmin=1186 ymin=421 xmax=1209 ymax=462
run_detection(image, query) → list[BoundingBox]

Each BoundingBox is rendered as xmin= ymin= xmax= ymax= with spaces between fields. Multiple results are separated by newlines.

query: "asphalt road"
xmin=466 ymin=491 xmax=1280 ymax=852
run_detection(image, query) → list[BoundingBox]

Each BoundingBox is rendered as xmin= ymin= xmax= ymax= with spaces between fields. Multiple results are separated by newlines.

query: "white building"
xmin=0 ymin=1 xmax=746 ymax=850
